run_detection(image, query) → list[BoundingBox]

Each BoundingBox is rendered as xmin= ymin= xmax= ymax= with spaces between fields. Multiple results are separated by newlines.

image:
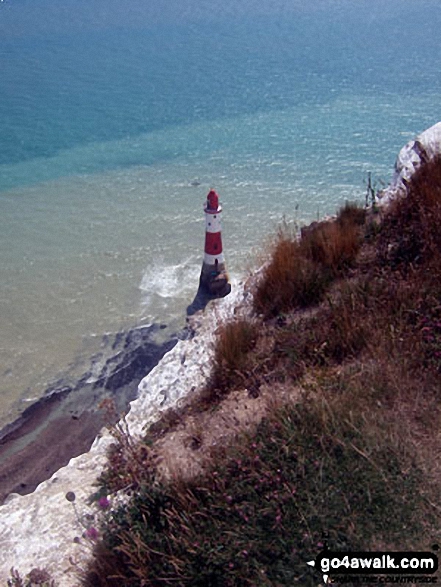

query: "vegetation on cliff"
xmin=81 ymin=157 xmax=441 ymax=586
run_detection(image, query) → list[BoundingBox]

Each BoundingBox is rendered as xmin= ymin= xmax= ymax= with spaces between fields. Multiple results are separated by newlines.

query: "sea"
xmin=0 ymin=0 xmax=440 ymax=429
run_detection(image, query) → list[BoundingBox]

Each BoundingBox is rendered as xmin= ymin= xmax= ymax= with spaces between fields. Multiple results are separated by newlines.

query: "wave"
xmin=139 ymin=258 xmax=201 ymax=305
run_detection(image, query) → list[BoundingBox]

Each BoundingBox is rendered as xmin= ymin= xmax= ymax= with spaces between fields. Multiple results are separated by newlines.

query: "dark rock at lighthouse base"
xmin=186 ymin=276 xmax=231 ymax=316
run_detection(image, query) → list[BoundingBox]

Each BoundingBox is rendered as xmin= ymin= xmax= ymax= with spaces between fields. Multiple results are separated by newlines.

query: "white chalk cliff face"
xmin=0 ymin=281 xmax=249 ymax=586
xmin=1 ymin=121 xmax=440 ymax=585
xmin=380 ymin=121 xmax=441 ymax=204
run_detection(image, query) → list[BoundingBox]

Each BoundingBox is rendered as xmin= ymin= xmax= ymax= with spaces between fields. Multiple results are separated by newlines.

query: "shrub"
xmin=213 ymin=319 xmax=258 ymax=375
xmin=96 ymin=399 xmax=159 ymax=495
xmin=300 ymin=218 xmax=361 ymax=275
xmin=253 ymin=206 xmax=364 ymax=319
xmin=378 ymin=155 xmax=441 ymax=268
xmin=205 ymin=318 xmax=259 ymax=399
xmin=253 ymin=234 xmax=329 ymax=318
xmin=337 ymin=200 xmax=367 ymax=227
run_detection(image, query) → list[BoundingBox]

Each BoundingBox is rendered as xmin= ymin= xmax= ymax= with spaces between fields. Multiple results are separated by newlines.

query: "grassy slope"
xmin=82 ymin=158 xmax=441 ymax=587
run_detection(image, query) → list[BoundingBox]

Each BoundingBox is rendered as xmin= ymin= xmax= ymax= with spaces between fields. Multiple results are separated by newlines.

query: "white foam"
xmin=139 ymin=259 xmax=201 ymax=303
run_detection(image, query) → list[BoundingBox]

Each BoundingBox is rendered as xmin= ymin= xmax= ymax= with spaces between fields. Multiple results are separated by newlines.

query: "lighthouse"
xmin=199 ymin=189 xmax=231 ymax=298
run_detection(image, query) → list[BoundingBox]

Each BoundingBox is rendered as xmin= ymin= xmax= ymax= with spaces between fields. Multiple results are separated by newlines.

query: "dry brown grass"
xmin=213 ymin=319 xmax=258 ymax=374
xmin=336 ymin=200 xmax=367 ymax=227
xmin=82 ymin=160 xmax=441 ymax=587
xmin=205 ymin=318 xmax=259 ymax=399
xmin=253 ymin=235 xmax=328 ymax=317
xmin=253 ymin=203 xmax=365 ymax=318
xmin=83 ymin=353 xmax=440 ymax=587
xmin=300 ymin=218 xmax=361 ymax=274
xmin=379 ymin=155 xmax=441 ymax=268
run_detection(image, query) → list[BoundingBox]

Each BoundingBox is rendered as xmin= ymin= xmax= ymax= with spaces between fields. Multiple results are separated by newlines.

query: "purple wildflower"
xmin=97 ymin=496 xmax=110 ymax=510
xmin=85 ymin=526 xmax=99 ymax=541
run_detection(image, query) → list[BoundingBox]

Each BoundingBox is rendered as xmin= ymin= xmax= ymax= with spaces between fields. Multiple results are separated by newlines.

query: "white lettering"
xmin=387 ymin=555 xmax=397 ymax=568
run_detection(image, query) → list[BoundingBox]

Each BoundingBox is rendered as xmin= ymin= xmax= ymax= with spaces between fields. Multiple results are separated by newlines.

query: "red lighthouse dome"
xmin=207 ymin=190 xmax=219 ymax=211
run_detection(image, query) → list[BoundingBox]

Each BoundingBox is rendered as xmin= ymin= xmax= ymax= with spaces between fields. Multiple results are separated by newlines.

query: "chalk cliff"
xmin=0 ymin=122 xmax=440 ymax=585
xmin=0 ymin=283 xmax=248 ymax=585
xmin=380 ymin=121 xmax=441 ymax=203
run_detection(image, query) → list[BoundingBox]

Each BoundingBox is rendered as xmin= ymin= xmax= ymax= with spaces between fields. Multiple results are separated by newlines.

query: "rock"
xmin=379 ymin=121 xmax=441 ymax=204
xmin=93 ymin=324 xmax=179 ymax=392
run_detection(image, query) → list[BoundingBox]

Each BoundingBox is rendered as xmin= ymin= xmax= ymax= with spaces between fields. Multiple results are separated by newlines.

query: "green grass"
xmin=82 ymin=159 xmax=441 ymax=586
xmin=83 ymin=370 xmax=437 ymax=586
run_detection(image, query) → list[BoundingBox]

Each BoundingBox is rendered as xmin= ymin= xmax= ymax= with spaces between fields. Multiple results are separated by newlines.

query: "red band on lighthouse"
xmin=205 ymin=231 xmax=222 ymax=255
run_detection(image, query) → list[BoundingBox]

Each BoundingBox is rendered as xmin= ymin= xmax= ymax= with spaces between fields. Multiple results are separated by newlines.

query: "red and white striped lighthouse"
xmin=199 ymin=189 xmax=231 ymax=298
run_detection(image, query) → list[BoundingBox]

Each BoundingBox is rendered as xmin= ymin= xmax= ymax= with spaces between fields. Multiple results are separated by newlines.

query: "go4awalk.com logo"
xmin=307 ymin=549 xmax=439 ymax=584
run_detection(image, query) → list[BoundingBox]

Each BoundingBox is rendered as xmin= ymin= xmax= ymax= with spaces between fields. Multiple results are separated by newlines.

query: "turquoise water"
xmin=1 ymin=0 xmax=440 ymax=427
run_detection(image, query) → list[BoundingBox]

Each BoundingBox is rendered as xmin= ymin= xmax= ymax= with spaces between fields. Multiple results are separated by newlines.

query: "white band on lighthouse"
xmin=205 ymin=213 xmax=222 ymax=233
xmin=204 ymin=251 xmax=225 ymax=265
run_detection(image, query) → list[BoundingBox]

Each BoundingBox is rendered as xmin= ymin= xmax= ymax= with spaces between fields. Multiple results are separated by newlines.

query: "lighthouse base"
xmin=199 ymin=262 xmax=231 ymax=298
xmin=186 ymin=263 xmax=231 ymax=316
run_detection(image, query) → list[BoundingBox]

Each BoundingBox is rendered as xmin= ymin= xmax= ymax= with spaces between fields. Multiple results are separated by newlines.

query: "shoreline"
xmin=1 ymin=121 xmax=440 ymax=583
xmin=0 ymin=322 xmax=179 ymax=504
xmin=0 ymin=281 xmax=245 ymax=585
